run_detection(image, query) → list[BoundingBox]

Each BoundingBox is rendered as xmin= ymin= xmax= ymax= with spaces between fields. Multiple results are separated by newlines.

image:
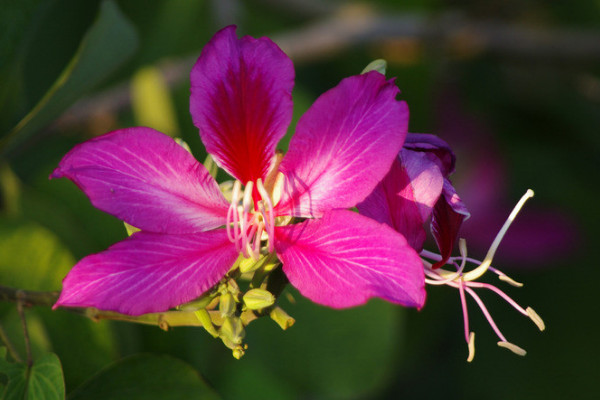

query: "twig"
xmin=0 ymin=323 xmax=23 ymax=363
xmin=0 ymin=285 xmax=59 ymax=307
xmin=16 ymin=294 xmax=32 ymax=369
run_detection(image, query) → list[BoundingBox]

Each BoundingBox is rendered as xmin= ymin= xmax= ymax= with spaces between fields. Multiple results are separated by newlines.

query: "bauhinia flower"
xmin=51 ymin=26 xmax=425 ymax=320
xmin=358 ymin=133 xmax=545 ymax=361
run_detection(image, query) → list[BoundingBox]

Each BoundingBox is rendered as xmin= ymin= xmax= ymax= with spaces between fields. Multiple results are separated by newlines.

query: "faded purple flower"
xmin=51 ymin=26 xmax=425 ymax=316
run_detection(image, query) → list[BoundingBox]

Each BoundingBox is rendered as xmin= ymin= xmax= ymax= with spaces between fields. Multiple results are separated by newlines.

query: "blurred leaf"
xmin=0 ymin=164 xmax=20 ymax=216
xmin=0 ymin=0 xmax=46 ymax=126
xmin=0 ymin=219 xmax=73 ymax=292
xmin=0 ymin=0 xmax=138 ymax=158
xmin=67 ymin=354 xmax=220 ymax=400
xmin=0 ymin=348 xmax=65 ymax=400
xmin=131 ymin=66 xmax=179 ymax=136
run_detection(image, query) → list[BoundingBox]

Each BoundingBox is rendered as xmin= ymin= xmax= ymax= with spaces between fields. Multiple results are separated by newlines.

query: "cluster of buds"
xmin=174 ymin=251 xmax=294 ymax=358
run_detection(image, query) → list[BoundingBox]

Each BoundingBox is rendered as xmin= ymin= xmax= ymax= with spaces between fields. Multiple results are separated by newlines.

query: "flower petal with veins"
xmin=51 ymin=127 xmax=229 ymax=234
xmin=190 ymin=26 xmax=294 ymax=184
xmin=276 ymin=72 xmax=409 ymax=218
xmin=274 ymin=210 xmax=425 ymax=308
xmin=54 ymin=230 xmax=238 ymax=315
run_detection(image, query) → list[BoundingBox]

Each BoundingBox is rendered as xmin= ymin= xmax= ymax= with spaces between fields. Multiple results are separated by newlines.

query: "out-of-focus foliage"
xmin=0 ymin=0 xmax=598 ymax=399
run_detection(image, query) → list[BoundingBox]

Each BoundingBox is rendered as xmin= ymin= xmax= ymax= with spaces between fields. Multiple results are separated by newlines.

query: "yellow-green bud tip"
xmin=219 ymin=292 xmax=236 ymax=318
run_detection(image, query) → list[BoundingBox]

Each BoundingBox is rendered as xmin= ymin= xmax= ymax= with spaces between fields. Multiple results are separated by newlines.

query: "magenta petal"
xmin=276 ymin=72 xmax=409 ymax=218
xmin=54 ymin=229 xmax=238 ymax=315
xmin=274 ymin=210 xmax=425 ymax=308
xmin=190 ymin=25 xmax=294 ymax=183
xmin=431 ymin=179 xmax=470 ymax=269
xmin=358 ymin=150 xmax=444 ymax=251
xmin=51 ymin=127 xmax=229 ymax=234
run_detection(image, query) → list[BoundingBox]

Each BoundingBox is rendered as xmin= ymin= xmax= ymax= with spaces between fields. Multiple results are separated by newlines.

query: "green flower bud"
xmin=243 ymin=289 xmax=275 ymax=310
xmin=220 ymin=316 xmax=245 ymax=345
xmin=219 ymin=292 xmax=236 ymax=318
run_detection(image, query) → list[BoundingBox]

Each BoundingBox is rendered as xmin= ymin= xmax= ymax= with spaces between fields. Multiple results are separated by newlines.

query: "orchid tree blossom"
xmin=51 ymin=25 xmax=425 ymax=334
xmin=358 ymin=133 xmax=545 ymax=361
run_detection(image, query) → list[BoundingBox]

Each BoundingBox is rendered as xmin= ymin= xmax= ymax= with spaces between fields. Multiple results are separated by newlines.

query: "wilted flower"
xmin=51 ymin=26 xmax=425 ymax=318
xmin=359 ymin=133 xmax=545 ymax=361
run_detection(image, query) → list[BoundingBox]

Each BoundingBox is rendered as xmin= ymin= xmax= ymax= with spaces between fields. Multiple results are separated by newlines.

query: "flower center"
xmin=226 ymin=178 xmax=276 ymax=260
xmin=421 ymin=189 xmax=545 ymax=361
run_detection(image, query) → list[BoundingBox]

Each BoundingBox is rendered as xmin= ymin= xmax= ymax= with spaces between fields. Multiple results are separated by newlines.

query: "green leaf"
xmin=0 ymin=348 xmax=65 ymax=400
xmin=67 ymin=354 xmax=220 ymax=400
xmin=0 ymin=0 xmax=138 ymax=158
xmin=0 ymin=347 xmax=27 ymax=400
xmin=25 ymin=353 xmax=65 ymax=400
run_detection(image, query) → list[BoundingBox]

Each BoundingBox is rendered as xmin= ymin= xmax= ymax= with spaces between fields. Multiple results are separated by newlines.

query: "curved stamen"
xmin=462 ymin=189 xmax=534 ymax=282
xmin=256 ymin=179 xmax=275 ymax=252
xmin=227 ymin=181 xmax=242 ymax=252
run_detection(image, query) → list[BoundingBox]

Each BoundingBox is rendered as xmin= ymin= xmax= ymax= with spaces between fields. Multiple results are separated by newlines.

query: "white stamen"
xmin=256 ymin=179 xmax=275 ymax=252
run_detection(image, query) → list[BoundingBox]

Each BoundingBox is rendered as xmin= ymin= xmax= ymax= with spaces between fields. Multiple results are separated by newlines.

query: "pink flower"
xmin=51 ymin=26 xmax=425 ymax=316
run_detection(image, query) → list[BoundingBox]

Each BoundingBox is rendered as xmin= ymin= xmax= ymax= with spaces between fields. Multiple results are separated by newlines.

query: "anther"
xmin=497 ymin=341 xmax=527 ymax=356
xmin=526 ymin=307 xmax=546 ymax=331
xmin=467 ymin=332 xmax=476 ymax=362
xmin=498 ymin=273 xmax=524 ymax=288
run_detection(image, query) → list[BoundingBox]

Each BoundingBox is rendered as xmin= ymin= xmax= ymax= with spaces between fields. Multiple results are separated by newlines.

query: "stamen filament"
xmin=227 ymin=181 xmax=242 ymax=252
xmin=465 ymin=282 xmax=528 ymax=316
xmin=256 ymin=179 xmax=275 ymax=252
xmin=458 ymin=277 xmax=470 ymax=344
xmin=463 ymin=286 xmax=507 ymax=342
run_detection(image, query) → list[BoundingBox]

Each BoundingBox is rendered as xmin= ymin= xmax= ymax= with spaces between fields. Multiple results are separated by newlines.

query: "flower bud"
xmin=219 ymin=292 xmax=236 ymax=318
xmin=243 ymin=289 xmax=275 ymax=310
xmin=220 ymin=316 xmax=245 ymax=345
